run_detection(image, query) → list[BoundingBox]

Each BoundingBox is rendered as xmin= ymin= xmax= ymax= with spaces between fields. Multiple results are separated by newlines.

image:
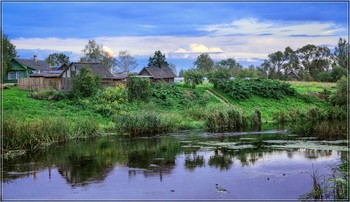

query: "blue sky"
xmin=2 ymin=1 xmax=349 ymax=72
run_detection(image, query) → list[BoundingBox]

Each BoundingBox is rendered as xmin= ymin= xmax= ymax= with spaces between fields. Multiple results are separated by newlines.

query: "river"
xmin=2 ymin=126 xmax=348 ymax=200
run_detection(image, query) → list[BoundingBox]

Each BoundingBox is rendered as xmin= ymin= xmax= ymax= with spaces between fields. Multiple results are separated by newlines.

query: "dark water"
xmin=2 ymin=129 xmax=348 ymax=200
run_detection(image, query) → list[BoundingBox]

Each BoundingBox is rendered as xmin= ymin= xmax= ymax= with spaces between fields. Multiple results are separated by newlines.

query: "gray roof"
xmin=113 ymin=72 xmax=129 ymax=80
xmin=14 ymin=58 xmax=49 ymax=71
xmin=140 ymin=67 xmax=176 ymax=79
xmin=71 ymin=62 xmax=113 ymax=79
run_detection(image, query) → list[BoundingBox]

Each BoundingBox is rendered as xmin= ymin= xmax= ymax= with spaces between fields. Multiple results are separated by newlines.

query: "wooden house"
xmin=139 ymin=67 xmax=176 ymax=83
xmin=4 ymin=55 xmax=49 ymax=83
xmin=60 ymin=62 xmax=123 ymax=91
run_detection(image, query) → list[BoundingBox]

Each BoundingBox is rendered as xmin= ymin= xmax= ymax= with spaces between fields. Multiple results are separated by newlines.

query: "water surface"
xmin=3 ymin=130 xmax=347 ymax=200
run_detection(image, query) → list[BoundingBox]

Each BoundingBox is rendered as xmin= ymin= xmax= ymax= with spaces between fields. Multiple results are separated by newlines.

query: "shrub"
xmin=330 ymin=76 xmax=348 ymax=107
xmin=127 ymin=76 xmax=151 ymax=102
xmin=92 ymin=85 xmax=127 ymax=116
xmin=28 ymin=88 xmax=60 ymax=100
xmin=208 ymin=67 xmax=231 ymax=88
xmin=69 ymin=67 xmax=102 ymax=98
xmin=183 ymin=69 xmax=204 ymax=89
xmin=217 ymin=79 xmax=296 ymax=100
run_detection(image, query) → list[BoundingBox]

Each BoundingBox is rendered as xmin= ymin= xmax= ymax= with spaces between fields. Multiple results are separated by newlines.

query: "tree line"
xmin=1 ymin=33 xmax=347 ymax=83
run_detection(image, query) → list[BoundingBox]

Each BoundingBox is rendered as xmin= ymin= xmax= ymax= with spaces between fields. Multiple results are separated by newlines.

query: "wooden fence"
xmin=17 ymin=77 xmax=61 ymax=91
xmin=18 ymin=77 xmax=125 ymax=91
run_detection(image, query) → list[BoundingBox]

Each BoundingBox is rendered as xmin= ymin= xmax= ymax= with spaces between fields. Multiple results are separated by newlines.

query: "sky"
xmin=2 ymin=1 xmax=349 ymax=72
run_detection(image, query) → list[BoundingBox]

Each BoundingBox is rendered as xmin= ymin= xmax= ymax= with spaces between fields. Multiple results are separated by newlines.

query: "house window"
xmin=8 ymin=72 xmax=14 ymax=80
xmin=16 ymin=72 xmax=21 ymax=79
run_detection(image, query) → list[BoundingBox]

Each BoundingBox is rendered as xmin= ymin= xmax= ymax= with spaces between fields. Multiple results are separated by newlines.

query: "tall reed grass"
xmin=3 ymin=115 xmax=98 ymax=152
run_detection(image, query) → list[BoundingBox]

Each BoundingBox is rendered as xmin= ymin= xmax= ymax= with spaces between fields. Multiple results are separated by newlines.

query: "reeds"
xmin=3 ymin=115 xmax=98 ymax=152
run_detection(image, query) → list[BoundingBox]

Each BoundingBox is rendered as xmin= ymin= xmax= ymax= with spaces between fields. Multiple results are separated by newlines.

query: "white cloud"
xmin=198 ymin=18 xmax=344 ymax=37
xmin=10 ymin=18 xmax=345 ymax=65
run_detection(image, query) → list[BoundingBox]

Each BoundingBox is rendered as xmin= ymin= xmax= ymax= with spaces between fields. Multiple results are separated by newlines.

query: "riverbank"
xmin=2 ymin=80 xmax=341 ymax=154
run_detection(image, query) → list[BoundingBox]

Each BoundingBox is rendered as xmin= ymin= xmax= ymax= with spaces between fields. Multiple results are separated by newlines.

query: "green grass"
xmin=287 ymin=81 xmax=336 ymax=94
xmin=2 ymin=80 xmax=335 ymax=153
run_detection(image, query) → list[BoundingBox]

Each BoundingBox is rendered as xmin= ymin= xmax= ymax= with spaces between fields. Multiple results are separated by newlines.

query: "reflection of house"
xmin=60 ymin=62 xmax=124 ymax=91
xmin=4 ymin=55 xmax=49 ymax=83
xmin=139 ymin=67 xmax=176 ymax=83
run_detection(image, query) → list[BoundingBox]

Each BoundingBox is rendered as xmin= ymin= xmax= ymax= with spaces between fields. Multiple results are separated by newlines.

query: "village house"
xmin=139 ymin=66 xmax=176 ymax=83
xmin=60 ymin=62 xmax=124 ymax=91
xmin=4 ymin=55 xmax=50 ymax=83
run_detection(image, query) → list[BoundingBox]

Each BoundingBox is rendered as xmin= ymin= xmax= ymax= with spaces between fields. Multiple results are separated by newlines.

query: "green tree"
xmin=331 ymin=76 xmax=348 ymax=107
xmin=80 ymin=39 xmax=116 ymax=70
xmin=70 ymin=67 xmax=102 ymax=98
xmin=183 ymin=69 xmax=203 ymax=89
xmin=194 ymin=54 xmax=214 ymax=74
xmin=334 ymin=38 xmax=349 ymax=70
xmin=217 ymin=58 xmax=243 ymax=77
xmin=330 ymin=66 xmax=348 ymax=82
xmin=208 ymin=67 xmax=231 ymax=88
xmin=45 ymin=53 xmax=70 ymax=67
xmin=1 ymin=34 xmax=17 ymax=82
xmin=148 ymin=50 xmax=169 ymax=68
xmin=127 ymin=76 xmax=151 ymax=102
xmin=115 ymin=50 xmax=138 ymax=73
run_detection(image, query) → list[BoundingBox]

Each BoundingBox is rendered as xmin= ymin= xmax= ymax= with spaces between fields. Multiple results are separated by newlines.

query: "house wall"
xmin=4 ymin=60 xmax=30 ymax=83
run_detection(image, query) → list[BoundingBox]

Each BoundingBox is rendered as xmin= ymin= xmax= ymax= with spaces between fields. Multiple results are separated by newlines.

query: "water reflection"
xmin=3 ymin=132 xmax=347 ymax=189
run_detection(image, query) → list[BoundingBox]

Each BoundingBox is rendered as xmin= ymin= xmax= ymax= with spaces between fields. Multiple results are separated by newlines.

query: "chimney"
xmin=33 ymin=55 xmax=37 ymax=62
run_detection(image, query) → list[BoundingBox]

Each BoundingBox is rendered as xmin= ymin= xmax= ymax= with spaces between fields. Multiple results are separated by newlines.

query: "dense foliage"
xmin=151 ymin=81 xmax=209 ymax=108
xmin=70 ymin=67 xmax=102 ymax=98
xmin=217 ymin=79 xmax=296 ymax=100
xmin=331 ymin=76 xmax=348 ymax=107
xmin=207 ymin=67 xmax=231 ymax=88
xmin=127 ymin=76 xmax=151 ymax=102
xmin=147 ymin=50 xmax=169 ymax=68
xmin=1 ymin=34 xmax=17 ymax=81
xmin=183 ymin=69 xmax=204 ymax=88
xmin=45 ymin=53 xmax=70 ymax=67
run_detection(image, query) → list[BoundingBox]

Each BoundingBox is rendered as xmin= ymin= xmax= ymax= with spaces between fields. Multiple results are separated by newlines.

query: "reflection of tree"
xmin=185 ymin=154 xmax=205 ymax=171
xmin=208 ymin=149 xmax=233 ymax=170
xmin=57 ymin=154 xmax=114 ymax=187
xmin=304 ymin=149 xmax=333 ymax=159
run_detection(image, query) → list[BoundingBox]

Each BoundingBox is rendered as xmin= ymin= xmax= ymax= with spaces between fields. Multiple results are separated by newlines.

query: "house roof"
xmin=70 ymin=62 xmax=113 ymax=79
xmin=30 ymin=70 xmax=64 ymax=78
xmin=140 ymin=67 xmax=176 ymax=79
xmin=14 ymin=58 xmax=49 ymax=71
xmin=113 ymin=72 xmax=129 ymax=80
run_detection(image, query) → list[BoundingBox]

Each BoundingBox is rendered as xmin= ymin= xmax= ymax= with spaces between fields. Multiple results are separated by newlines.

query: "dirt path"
xmin=205 ymin=89 xmax=231 ymax=105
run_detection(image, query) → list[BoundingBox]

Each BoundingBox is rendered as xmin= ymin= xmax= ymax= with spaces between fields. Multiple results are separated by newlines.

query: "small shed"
xmin=139 ymin=67 xmax=176 ymax=83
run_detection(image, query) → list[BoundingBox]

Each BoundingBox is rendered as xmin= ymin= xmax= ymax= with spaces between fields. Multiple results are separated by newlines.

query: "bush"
xmin=92 ymin=85 xmax=127 ymax=116
xmin=69 ymin=67 xmax=102 ymax=98
xmin=208 ymin=67 xmax=231 ymax=88
xmin=127 ymin=76 xmax=151 ymax=102
xmin=28 ymin=88 xmax=60 ymax=100
xmin=183 ymin=69 xmax=203 ymax=89
xmin=217 ymin=79 xmax=296 ymax=100
xmin=330 ymin=76 xmax=348 ymax=107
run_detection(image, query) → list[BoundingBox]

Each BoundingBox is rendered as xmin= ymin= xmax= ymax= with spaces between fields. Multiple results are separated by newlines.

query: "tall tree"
xmin=148 ymin=50 xmax=169 ymax=68
xmin=1 ymin=34 xmax=17 ymax=81
xmin=334 ymin=38 xmax=349 ymax=70
xmin=114 ymin=50 xmax=138 ymax=73
xmin=194 ymin=53 xmax=214 ymax=73
xmin=45 ymin=53 xmax=70 ymax=67
xmin=296 ymin=44 xmax=332 ymax=79
xmin=80 ymin=39 xmax=116 ymax=70
xmin=217 ymin=58 xmax=243 ymax=77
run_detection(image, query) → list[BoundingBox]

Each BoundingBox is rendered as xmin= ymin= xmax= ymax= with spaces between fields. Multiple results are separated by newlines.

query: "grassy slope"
xmin=175 ymin=81 xmax=331 ymax=122
xmin=3 ymin=87 xmax=112 ymax=128
xmin=3 ymin=80 xmax=334 ymax=131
